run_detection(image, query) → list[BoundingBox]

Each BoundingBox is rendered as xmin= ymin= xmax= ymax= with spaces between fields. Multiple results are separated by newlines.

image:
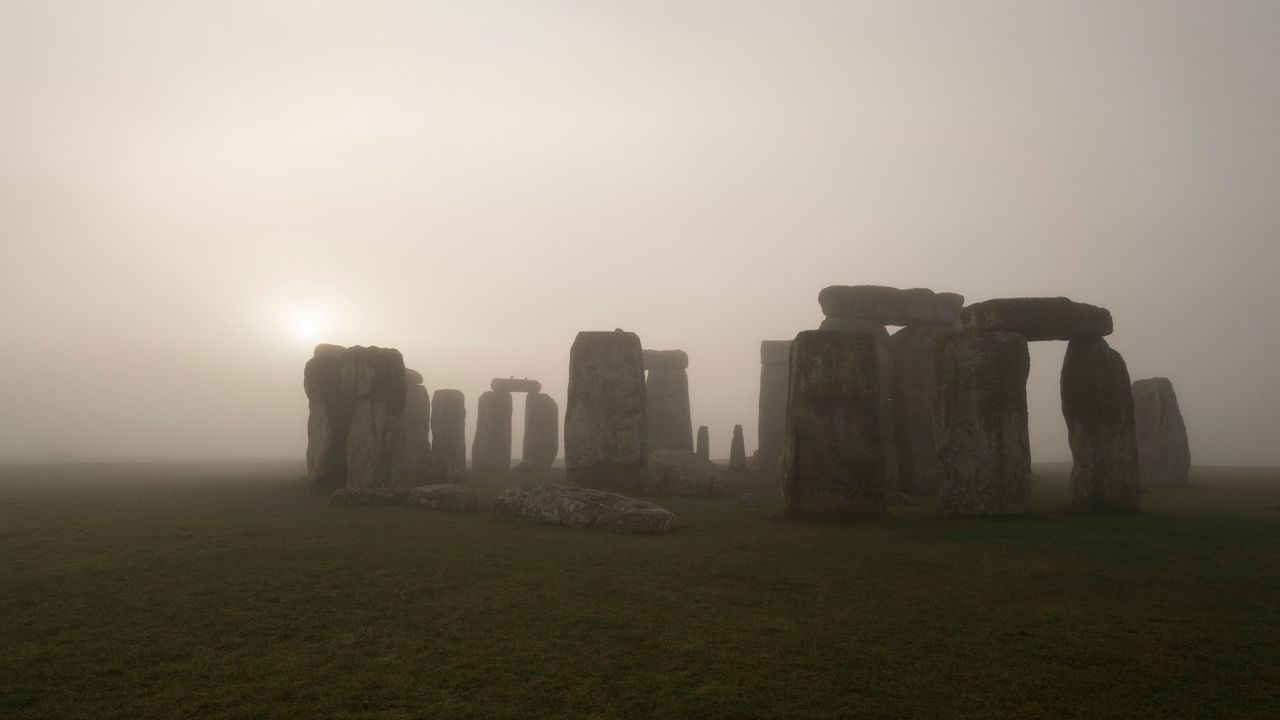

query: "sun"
xmin=290 ymin=309 xmax=329 ymax=340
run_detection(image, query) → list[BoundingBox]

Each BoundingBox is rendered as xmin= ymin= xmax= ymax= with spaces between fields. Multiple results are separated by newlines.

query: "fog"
xmin=2 ymin=0 xmax=1277 ymax=466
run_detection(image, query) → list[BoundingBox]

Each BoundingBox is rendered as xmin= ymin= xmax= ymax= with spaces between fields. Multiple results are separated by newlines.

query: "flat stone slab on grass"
xmin=405 ymin=483 xmax=478 ymax=511
xmin=494 ymin=485 xmax=679 ymax=534
xmin=331 ymin=487 xmax=408 ymax=505
xmin=961 ymin=297 xmax=1113 ymax=341
xmin=646 ymin=449 xmax=728 ymax=497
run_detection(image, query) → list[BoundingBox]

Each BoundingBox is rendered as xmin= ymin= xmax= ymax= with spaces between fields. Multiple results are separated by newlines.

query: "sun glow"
xmin=289 ymin=309 xmax=329 ymax=340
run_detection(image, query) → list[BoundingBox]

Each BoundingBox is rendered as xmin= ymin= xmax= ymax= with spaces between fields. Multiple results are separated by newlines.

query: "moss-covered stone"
xmin=781 ymin=330 xmax=888 ymax=515
xmin=1061 ymin=338 xmax=1141 ymax=510
xmin=1132 ymin=377 xmax=1191 ymax=487
xmin=961 ymin=297 xmax=1112 ymax=341
xmin=934 ymin=331 xmax=1031 ymax=514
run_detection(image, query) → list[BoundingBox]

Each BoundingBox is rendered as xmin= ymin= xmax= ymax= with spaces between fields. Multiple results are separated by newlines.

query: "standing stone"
xmin=934 ymin=331 xmax=1030 ymax=514
xmin=781 ymin=330 xmax=888 ymax=515
xmin=891 ymin=326 xmax=951 ymax=496
xmin=696 ymin=426 xmax=710 ymax=461
xmin=430 ymin=389 xmax=467 ymax=478
xmin=520 ymin=392 xmax=560 ymax=470
xmin=1132 ymin=378 xmax=1191 ymax=487
xmin=729 ymin=424 xmax=747 ymax=472
xmin=758 ymin=340 xmax=792 ymax=476
xmin=565 ymin=331 xmax=647 ymax=492
xmin=1061 ymin=337 xmax=1141 ymax=511
xmin=341 ymin=346 xmax=408 ymax=489
xmin=643 ymin=349 xmax=693 ymax=452
xmin=304 ymin=344 xmax=351 ymax=493
xmin=818 ymin=316 xmax=898 ymax=490
xmin=392 ymin=369 xmax=432 ymax=487
xmin=472 ymin=390 xmax=513 ymax=472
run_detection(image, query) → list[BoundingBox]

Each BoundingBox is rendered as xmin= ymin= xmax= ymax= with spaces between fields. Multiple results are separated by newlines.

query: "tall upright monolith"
xmin=393 ymin=368 xmax=432 ymax=487
xmin=781 ymin=331 xmax=888 ymax=514
xmin=644 ymin=349 xmax=692 ymax=452
xmin=472 ymin=390 xmax=513 ymax=472
xmin=729 ymin=424 xmax=747 ymax=472
xmin=431 ymin=389 xmax=467 ymax=477
xmin=1132 ymin=377 xmax=1190 ymax=487
xmin=891 ymin=326 xmax=951 ymax=495
xmin=696 ymin=426 xmax=709 ymax=461
xmin=341 ymin=346 xmax=408 ymax=489
xmin=934 ymin=331 xmax=1030 ymax=514
xmin=1061 ymin=337 xmax=1140 ymax=511
xmin=565 ymin=331 xmax=647 ymax=492
xmin=758 ymin=340 xmax=792 ymax=476
xmin=521 ymin=392 xmax=560 ymax=470
xmin=304 ymin=343 xmax=351 ymax=493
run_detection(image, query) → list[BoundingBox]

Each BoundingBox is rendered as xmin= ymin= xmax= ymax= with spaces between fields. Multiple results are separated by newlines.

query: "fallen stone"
xmin=472 ymin=390 xmax=513 ymax=472
xmin=330 ymin=487 xmax=407 ymax=505
xmin=405 ymin=483 xmax=478 ymax=511
xmin=781 ymin=330 xmax=889 ymax=515
xmin=934 ymin=331 xmax=1031 ymax=514
xmin=491 ymin=378 xmax=542 ymax=393
xmin=961 ymin=297 xmax=1113 ymax=341
xmin=645 ymin=449 xmax=728 ymax=497
xmin=565 ymin=331 xmax=647 ymax=492
xmin=493 ymin=485 xmax=678 ymax=534
xmin=1061 ymin=337 xmax=1141 ymax=511
xmin=521 ymin=392 xmax=560 ymax=470
xmin=818 ymin=285 xmax=964 ymax=327
xmin=1131 ymin=377 xmax=1191 ymax=487
xmin=430 ymin=389 xmax=467 ymax=477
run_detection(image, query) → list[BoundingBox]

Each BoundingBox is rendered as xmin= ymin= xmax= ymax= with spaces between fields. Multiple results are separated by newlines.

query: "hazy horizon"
xmin=3 ymin=0 xmax=1278 ymax=466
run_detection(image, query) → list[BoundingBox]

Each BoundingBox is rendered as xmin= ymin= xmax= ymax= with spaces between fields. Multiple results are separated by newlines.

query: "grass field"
xmin=1 ymin=462 xmax=1278 ymax=719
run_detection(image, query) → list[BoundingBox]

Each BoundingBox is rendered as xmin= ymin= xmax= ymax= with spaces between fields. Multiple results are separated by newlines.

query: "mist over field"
xmin=2 ymin=0 xmax=1278 ymax=466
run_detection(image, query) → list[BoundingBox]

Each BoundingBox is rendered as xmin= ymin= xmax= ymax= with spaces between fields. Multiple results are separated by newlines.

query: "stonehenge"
xmin=818 ymin=285 xmax=964 ymax=327
xmin=781 ymin=331 xmax=889 ymax=515
xmin=430 ymin=389 xmax=466 ymax=478
xmin=392 ymin=368 xmax=434 ymax=488
xmin=338 ymin=346 xmax=408 ymax=489
xmin=565 ymin=331 xmax=647 ymax=492
xmin=494 ymin=485 xmax=678 ymax=534
xmin=934 ymin=331 xmax=1032 ymax=514
xmin=757 ymin=340 xmax=792 ymax=476
xmin=696 ymin=426 xmax=709 ymax=461
xmin=643 ymin=349 xmax=693 ymax=452
xmin=962 ymin=297 xmax=1112 ymax=341
xmin=520 ymin=392 xmax=560 ymax=471
xmin=1132 ymin=378 xmax=1191 ymax=487
xmin=472 ymin=378 xmax=559 ymax=472
xmin=729 ymin=424 xmax=746 ymax=472
xmin=472 ymin=390 xmax=513 ymax=472
xmin=1061 ymin=337 xmax=1141 ymax=511
xmin=304 ymin=344 xmax=352 ymax=493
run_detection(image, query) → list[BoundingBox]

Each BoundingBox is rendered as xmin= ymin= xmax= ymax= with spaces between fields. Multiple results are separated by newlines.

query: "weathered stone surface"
xmin=404 ymin=368 xmax=424 ymax=385
xmin=891 ymin=326 xmax=951 ymax=496
xmin=696 ymin=426 xmax=709 ymax=461
xmin=729 ymin=424 xmax=747 ymax=472
xmin=781 ymin=330 xmax=889 ymax=515
xmin=405 ymin=483 xmax=478 ymax=511
xmin=758 ymin=340 xmax=792 ymax=476
xmin=642 ymin=349 xmax=689 ymax=370
xmin=819 ymin=285 xmax=964 ymax=327
xmin=961 ymin=297 xmax=1113 ymax=341
xmin=494 ymin=485 xmax=678 ymax=534
xmin=472 ymin=390 xmax=513 ymax=472
xmin=330 ymin=487 xmax=407 ymax=505
xmin=430 ymin=389 xmax=466 ymax=477
xmin=646 ymin=366 xmax=693 ymax=453
xmin=304 ymin=345 xmax=351 ymax=493
xmin=491 ymin=378 xmax=542 ymax=393
xmin=1132 ymin=377 xmax=1191 ymax=487
xmin=342 ymin=346 xmax=408 ymax=489
xmin=565 ymin=331 xmax=647 ymax=492
xmin=645 ymin=449 xmax=728 ymax=497
xmin=934 ymin=331 xmax=1031 ymax=514
xmin=521 ymin=392 xmax=559 ymax=470
xmin=817 ymin=317 xmax=897 ymax=490
xmin=392 ymin=382 xmax=432 ymax=488
xmin=1062 ymin=337 xmax=1141 ymax=511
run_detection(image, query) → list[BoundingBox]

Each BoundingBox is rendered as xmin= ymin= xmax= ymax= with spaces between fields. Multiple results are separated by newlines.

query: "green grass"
xmin=1 ymin=462 xmax=1278 ymax=719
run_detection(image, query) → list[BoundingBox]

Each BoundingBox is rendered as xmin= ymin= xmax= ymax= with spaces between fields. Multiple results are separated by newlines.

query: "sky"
xmin=1 ymin=0 xmax=1278 ymax=465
